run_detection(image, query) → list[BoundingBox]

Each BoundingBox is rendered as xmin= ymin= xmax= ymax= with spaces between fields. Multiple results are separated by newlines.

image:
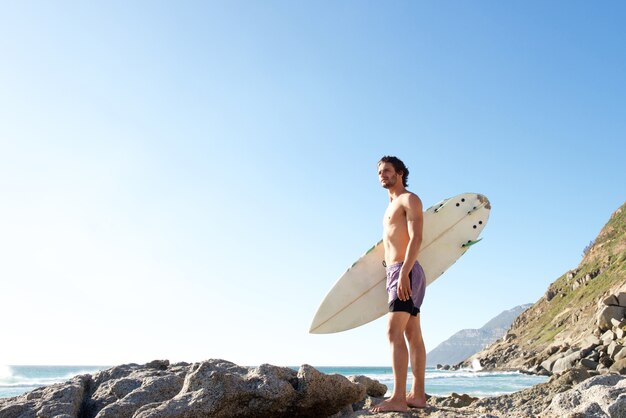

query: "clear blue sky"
xmin=1 ymin=1 xmax=624 ymax=366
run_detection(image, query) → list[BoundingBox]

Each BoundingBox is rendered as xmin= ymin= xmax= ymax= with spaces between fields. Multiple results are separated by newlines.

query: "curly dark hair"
xmin=378 ymin=156 xmax=409 ymax=187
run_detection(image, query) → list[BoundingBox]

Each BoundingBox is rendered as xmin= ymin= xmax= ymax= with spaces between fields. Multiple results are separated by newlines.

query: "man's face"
xmin=378 ymin=162 xmax=399 ymax=189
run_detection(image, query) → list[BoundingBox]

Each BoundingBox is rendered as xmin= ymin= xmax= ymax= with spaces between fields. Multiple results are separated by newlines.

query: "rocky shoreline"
xmin=1 ymin=359 xmax=626 ymax=417
xmin=456 ymin=289 xmax=626 ymax=380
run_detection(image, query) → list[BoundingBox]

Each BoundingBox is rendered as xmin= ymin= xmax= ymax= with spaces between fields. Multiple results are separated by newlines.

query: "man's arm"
xmin=397 ymin=194 xmax=423 ymax=301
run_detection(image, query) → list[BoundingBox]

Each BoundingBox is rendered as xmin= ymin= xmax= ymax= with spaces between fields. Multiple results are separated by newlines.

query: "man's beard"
xmin=382 ymin=175 xmax=397 ymax=189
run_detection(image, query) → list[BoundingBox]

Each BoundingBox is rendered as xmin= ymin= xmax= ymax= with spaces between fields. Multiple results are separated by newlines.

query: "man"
xmin=371 ymin=156 xmax=427 ymax=413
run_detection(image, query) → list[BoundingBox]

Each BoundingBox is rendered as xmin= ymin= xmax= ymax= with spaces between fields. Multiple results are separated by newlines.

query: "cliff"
xmin=427 ymin=304 xmax=532 ymax=367
xmin=467 ymin=201 xmax=626 ymax=375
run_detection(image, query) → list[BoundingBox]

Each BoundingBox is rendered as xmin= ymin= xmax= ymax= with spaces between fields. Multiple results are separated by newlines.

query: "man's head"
xmin=378 ymin=156 xmax=409 ymax=189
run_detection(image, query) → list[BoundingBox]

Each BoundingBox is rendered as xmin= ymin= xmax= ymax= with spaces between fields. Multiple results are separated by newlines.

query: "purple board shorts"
xmin=385 ymin=261 xmax=426 ymax=316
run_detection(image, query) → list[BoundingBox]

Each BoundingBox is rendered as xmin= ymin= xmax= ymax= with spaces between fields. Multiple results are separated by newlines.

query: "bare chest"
xmin=383 ymin=202 xmax=406 ymax=228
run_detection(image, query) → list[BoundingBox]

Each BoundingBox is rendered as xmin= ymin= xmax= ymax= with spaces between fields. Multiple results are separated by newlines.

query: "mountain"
xmin=426 ymin=304 xmax=532 ymax=367
xmin=466 ymin=201 xmax=626 ymax=374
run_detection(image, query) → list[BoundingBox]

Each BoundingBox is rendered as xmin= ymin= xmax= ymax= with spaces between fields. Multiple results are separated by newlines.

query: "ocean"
xmin=0 ymin=364 xmax=548 ymax=400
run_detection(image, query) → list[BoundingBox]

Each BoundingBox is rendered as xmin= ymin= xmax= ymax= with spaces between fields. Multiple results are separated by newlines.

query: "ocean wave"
xmin=425 ymin=370 xmax=525 ymax=380
xmin=0 ymin=366 xmax=104 ymax=389
xmin=356 ymin=370 xmax=527 ymax=382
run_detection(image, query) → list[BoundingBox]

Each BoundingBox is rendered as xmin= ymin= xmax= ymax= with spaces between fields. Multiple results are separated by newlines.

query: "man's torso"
xmin=382 ymin=192 xmax=415 ymax=265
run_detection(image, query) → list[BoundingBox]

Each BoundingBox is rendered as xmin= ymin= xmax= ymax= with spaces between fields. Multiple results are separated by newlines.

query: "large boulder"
xmin=610 ymin=359 xmax=626 ymax=374
xmin=609 ymin=393 xmax=626 ymax=417
xmin=543 ymin=374 xmax=626 ymax=417
xmin=95 ymin=374 xmax=185 ymax=418
xmin=598 ymin=306 xmax=626 ymax=331
xmin=0 ymin=360 xmax=368 ymax=418
xmin=614 ymin=347 xmax=626 ymax=362
xmin=132 ymin=360 xmax=365 ymax=418
xmin=348 ymin=375 xmax=387 ymax=398
xmin=552 ymin=350 xmax=584 ymax=374
xmin=581 ymin=335 xmax=602 ymax=352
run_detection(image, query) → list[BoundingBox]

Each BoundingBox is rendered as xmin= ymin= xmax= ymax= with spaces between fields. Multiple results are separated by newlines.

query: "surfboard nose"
xmin=477 ymin=194 xmax=491 ymax=210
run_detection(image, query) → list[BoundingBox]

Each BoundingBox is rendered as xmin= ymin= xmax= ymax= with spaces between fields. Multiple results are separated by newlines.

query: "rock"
xmin=608 ymin=393 xmax=626 ymax=418
xmin=547 ymin=345 xmax=560 ymax=355
xmin=608 ymin=341 xmax=621 ymax=358
xmin=619 ymin=293 xmax=626 ymax=307
xmin=587 ymin=350 xmax=601 ymax=362
xmin=145 ymin=360 xmax=170 ymax=370
xmin=537 ymin=368 xmax=551 ymax=376
xmin=348 ymin=375 xmax=387 ymax=398
xmin=138 ymin=360 xmax=355 ymax=418
xmin=436 ymin=392 xmax=478 ymax=408
xmin=582 ymin=335 xmax=602 ymax=352
xmin=553 ymin=367 xmax=591 ymax=386
xmin=614 ymin=347 xmax=626 ymax=362
xmin=546 ymin=289 xmax=556 ymax=301
xmin=609 ymin=358 xmax=626 ymax=374
xmin=0 ymin=360 xmax=369 ymax=418
xmin=95 ymin=374 xmax=184 ymax=418
xmin=541 ymin=356 xmax=560 ymax=373
xmin=571 ymin=402 xmax=610 ymax=417
xmin=617 ymin=328 xmax=625 ymax=339
xmin=599 ymin=355 xmax=614 ymax=368
xmin=83 ymin=362 xmax=189 ymax=416
xmin=436 ymin=364 xmax=443 ymax=369
xmin=293 ymin=365 xmax=367 ymax=417
xmin=604 ymin=295 xmax=619 ymax=306
xmin=552 ymin=350 xmax=583 ymax=374
xmin=544 ymin=374 xmax=626 ymax=417
xmin=580 ymin=358 xmax=600 ymax=370
xmin=611 ymin=318 xmax=625 ymax=328
xmin=598 ymin=306 xmax=626 ymax=331
xmin=601 ymin=330 xmax=617 ymax=344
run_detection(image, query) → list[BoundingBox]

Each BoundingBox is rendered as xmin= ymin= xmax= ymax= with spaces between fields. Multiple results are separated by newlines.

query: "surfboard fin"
xmin=462 ymin=238 xmax=482 ymax=248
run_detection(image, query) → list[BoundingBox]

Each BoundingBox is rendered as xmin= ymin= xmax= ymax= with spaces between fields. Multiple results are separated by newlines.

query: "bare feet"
xmin=370 ymin=398 xmax=408 ymax=413
xmin=406 ymin=392 xmax=426 ymax=408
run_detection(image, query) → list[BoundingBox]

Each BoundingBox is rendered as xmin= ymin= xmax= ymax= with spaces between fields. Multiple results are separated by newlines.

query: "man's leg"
xmin=371 ymin=311 xmax=411 ymax=413
xmin=405 ymin=313 xmax=426 ymax=408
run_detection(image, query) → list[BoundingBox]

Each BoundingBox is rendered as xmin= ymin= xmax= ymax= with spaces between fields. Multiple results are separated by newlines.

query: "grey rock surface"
xmin=543 ymin=374 xmax=626 ymax=417
xmin=552 ymin=350 xmax=583 ymax=374
xmin=598 ymin=306 xmax=626 ymax=331
xmin=610 ymin=359 xmax=626 ymax=374
xmin=608 ymin=393 xmax=626 ymax=418
xmin=0 ymin=360 xmax=367 ymax=418
xmin=348 ymin=375 xmax=387 ymax=398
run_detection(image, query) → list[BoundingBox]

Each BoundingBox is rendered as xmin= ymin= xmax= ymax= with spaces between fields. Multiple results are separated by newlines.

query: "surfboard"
xmin=309 ymin=192 xmax=490 ymax=334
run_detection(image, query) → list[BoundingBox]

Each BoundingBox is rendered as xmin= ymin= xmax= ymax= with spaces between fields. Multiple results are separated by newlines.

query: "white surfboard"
xmin=309 ymin=193 xmax=490 ymax=334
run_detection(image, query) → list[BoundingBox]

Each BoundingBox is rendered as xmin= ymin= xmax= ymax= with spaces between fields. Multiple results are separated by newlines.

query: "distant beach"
xmin=0 ymin=364 xmax=547 ymax=400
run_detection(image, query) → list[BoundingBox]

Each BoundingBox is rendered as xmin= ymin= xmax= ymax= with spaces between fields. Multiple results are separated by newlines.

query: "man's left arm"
xmin=398 ymin=194 xmax=423 ymax=299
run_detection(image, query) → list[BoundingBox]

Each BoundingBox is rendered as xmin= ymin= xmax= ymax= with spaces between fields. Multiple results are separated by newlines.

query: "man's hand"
xmin=397 ymin=271 xmax=412 ymax=301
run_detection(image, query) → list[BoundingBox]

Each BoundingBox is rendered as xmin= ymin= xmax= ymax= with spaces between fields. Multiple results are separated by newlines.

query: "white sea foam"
xmin=0 ymin=367 xmax=103 ymax=389
xmin=425 ymin=370 xmax=523 ymax=379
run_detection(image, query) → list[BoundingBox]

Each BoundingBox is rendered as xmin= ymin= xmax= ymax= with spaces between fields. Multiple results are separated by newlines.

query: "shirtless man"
xmin=371 ymin=156 xmax=427 ymax=413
